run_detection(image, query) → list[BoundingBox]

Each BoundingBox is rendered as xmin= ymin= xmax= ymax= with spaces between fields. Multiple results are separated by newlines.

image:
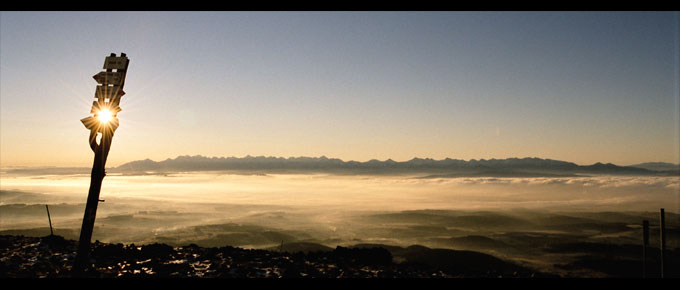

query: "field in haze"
xmin=1 ymin=171 xmax=679 ymax=277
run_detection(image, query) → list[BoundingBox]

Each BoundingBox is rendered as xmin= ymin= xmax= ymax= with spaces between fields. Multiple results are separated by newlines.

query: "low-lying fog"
xmin=1 ymin=172 xmax=678 ymax=276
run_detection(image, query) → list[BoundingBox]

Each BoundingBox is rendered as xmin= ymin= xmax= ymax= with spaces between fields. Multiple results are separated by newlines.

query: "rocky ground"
xmin=0 ymin=235 xmax=552 ymax=278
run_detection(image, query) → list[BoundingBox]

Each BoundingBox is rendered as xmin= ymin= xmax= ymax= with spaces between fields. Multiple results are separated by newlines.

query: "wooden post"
xmin=73 ymin=132 xmax=112 ymax=273
xmin=45 ymin=205 xmax=54 ymax=236
xmin=660 ymin=208 xmax=666 ymax=278
xmin=642 ymin=220 xmax=649 ymax=278
xmin=73 ymin=53 xmax=129 ymax=275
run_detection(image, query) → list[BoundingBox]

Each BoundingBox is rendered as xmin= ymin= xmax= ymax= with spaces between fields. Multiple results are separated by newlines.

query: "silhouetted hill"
xmin=266 ymin=241 xmax=530 ymax=276
xmin=111 ymin=155 xmax=669 ymax=177
xmin=349 ymin=243 xmax=530 ymax=276
xmin=264 ymin=242 xmax=334 ymax=253
xmin=441 ymin=235 xmax=512 ymax=250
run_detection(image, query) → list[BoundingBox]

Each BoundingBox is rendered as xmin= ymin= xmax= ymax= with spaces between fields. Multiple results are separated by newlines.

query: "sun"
xmin=97 ymin=109 xmax=113 ymax=123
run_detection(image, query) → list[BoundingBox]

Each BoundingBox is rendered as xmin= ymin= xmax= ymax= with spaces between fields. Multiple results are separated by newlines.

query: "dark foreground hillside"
xmin=0 ymin=235 xmax=552 ymax=278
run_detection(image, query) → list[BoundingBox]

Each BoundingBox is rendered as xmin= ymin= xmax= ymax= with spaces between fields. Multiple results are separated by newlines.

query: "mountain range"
xmin=628 ymin=162 xmax=680 ymax=172
xmin=111 ymin=155 xmax=680 ymax=177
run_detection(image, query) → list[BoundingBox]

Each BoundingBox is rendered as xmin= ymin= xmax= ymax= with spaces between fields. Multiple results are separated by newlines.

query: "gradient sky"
xmin=1 ymin=11 xmax=679 ymax=167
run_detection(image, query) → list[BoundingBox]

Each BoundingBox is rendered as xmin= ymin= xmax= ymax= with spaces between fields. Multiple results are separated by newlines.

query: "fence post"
xmin=642 ymin=220 xmax=649 ymax=278
xmin=46 ymin=205 xmax=54 ymax=236
xmin=660 ymin=208 xmax=666 ymax=278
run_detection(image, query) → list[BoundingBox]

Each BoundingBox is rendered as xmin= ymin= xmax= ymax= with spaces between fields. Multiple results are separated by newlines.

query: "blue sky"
xmin=1 ymin=11 xmax=678 ymax=166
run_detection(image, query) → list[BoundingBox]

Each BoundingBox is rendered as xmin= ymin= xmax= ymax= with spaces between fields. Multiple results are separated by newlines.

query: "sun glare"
xmin=97 ymin=109 xmax=113 ymax=123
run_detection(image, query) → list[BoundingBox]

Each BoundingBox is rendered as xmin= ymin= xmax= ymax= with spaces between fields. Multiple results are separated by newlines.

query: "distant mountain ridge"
xmin=112 ymin=155 xmax=677 ymax=177
xmin=629 ymin=162 xmax=680 ymax=172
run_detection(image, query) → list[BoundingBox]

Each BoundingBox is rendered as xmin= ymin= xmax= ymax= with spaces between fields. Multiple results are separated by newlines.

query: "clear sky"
xmin=1 ymin=11 xmax=678 ymax=167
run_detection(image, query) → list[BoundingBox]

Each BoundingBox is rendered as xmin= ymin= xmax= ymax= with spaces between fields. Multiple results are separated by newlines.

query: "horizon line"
xmin=132 ymin=154 xmax=680 ymax=166
xmin=3 ymin=154 xmax=679 ymax=169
